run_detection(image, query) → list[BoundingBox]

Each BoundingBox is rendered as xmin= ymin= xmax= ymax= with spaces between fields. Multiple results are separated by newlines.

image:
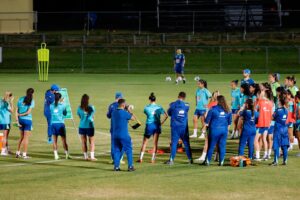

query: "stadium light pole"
xmin=157 ymin=0 xmax=160 ymax=29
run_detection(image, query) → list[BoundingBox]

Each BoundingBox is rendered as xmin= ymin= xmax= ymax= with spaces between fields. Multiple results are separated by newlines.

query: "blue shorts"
xmin=194 ymin=109 xmax=206 ymax=118
xmin=257 ymin=127 xmax=269 ymax=134
xmin=287 ymin=122 xmax=294 ymax=128
xmin=144 ymin=123 xmax=161 ymax=138
xmin=0 ymin=124 xmax=10 ymax=130
xmin=175 ymin=66 xmax=183 ymax=74
xmin=51 ymin=123 xmax=66 ymax=137
xmin=18 ymin=119 xmax=32 ymax=131
xmin=268 ymin=126 xmax=274 ymax=134
xmin=295 ymin=122 xmax=300 ymax=131
xmin=231 ymin=109 xmax=239 ymax=114
xmin=79 ymin=128 xmax=95 ymax=137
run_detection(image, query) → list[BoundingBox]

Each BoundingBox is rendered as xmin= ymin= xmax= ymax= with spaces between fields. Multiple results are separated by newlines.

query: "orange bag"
xmin=230 ymin=156 xmax=251 ymax=167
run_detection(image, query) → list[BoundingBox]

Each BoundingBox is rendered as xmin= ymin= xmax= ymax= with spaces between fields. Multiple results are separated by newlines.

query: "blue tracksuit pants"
xmin=273 ymin=131 xmax=289 ymax=163
xmin=44 ymin=112 xmax=52 ymax=138
xmin=238 ymin=130 xmax=255 ymax=159
xmin=113 ymin=137 xmax=133 ymax=168
xmin=170 ymin=126 xmax=192 ymax=161
xmin=206 ymin=129 xmax=227 ymax=165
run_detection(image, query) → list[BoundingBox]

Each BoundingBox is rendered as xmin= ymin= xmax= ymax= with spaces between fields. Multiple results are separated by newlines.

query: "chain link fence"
xmin=0 ymin=45 xmax=299 ymax=74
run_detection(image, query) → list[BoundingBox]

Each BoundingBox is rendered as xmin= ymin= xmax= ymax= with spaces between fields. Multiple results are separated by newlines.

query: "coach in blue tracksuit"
xmin=44 ymin=84 xmax=60 ymax=144
xmin=107 ymin=92 xmax=124 ymax=162
xmin=111 ymin=98 xmax=136 ymax=172
xmin=165 ymin=91 xmax=193 ymax=165
xmin=238 ymin=99 xmax=259 ymax=159
xmin=271 ymin=97 xmax=289 ymax=166
xmin=204 ymin=95 xmax=232 ymax=166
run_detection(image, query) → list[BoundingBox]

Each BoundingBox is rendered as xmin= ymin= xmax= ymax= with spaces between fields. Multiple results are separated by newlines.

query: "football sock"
xmin=83 ymin=152 xmax=88 ymax=159
xmin=140 ymin=152 xmax=144 ymax=160
xmin=90 ymin=152 xmax=95 ymax=159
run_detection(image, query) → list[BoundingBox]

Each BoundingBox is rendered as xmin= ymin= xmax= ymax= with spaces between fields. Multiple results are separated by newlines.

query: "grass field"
xmin=0 ymin=73 xmax=300 ymax=200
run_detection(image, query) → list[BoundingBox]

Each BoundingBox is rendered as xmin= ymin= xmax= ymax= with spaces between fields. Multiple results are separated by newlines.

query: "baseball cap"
xmin=50 ymin=84 xmax=60 ymax=91
xmin=243 ymin=69 xmax=251 ymax=75
xmin=115 ymin=92 xmax=123 ymax=99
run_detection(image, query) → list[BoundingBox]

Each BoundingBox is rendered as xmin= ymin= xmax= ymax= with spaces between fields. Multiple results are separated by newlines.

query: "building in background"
xmin=0 ymin=0 xmax=34 ymax=34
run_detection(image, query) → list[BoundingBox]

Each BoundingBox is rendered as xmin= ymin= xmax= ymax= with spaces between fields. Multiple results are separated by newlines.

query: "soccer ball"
xmin=165 ymin=76 xmax=172 ymax=81
xmin=194 ymin=76 xmax=201 ymax=81
xmin=128 ymin=105 xmax=134 ymax=110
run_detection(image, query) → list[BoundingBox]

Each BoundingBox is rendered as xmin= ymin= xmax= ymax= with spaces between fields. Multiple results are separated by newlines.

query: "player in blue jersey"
xmin=44 ymin=84 xmax=60 ymax=144
xmin=230 ymin=80 xmax=240 ymax=139
xmin=111 ymin=98 xmax=138 ymax=172
xmin=238 ymin=99 xmax=259 ymax=159
xmin=0 ymin=92 xmax=14 ymax=156
xmin=15 ymin=88 xmax=35 ymax=159
xmin=165 ymin=92 xmax=193 ymax=165
xmin=107 ymin=92 xmax=125 ymax=164
xmin=294 ymin=93 xmax=300 ymax=157
xmin=50 ymin=93 xmax=71 ymax=160
xmin=190 ymin=79 xmax=211 ymax=139
xmin=137 ymin=93 xmax=168 ymax=163
xmin=241 ymin=69 xmax=255 ymax=86
xmin=203 ymin=95 xmax=232 ymax=166
xmin=77 ymin=94 xmax=96 ymax=161
xmin=174 ymin=49 xmax=186 ymax=84
xmin=270 ymin=97 xmax=289 ymax=166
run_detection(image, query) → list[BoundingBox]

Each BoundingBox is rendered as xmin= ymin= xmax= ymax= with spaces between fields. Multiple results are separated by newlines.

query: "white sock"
xmin=152 ymin=153 xmax=156 ymax=161
xmin=256 ymin=151 xmax=260 ymax=159
xmin=193 ymin=129 xmax=197 ymax=135
xmin=16 ymin=151 xmax=20 ymax=155
xmin=201 ymin=130 xmax=205 ymax=134
xmin=1 ymin=148 xmax=5 ymax=153
xmin=65 ymin=151 xmax=68 ymax=156
xmin=54 ymin=150 xmax=58 ymax=157
xmin=22 ymin=152 xmax=27 ymax=157
xmin=83 ymin=152 xmax=88 ymax=159
xmin=90 ymin=152 xmax=95 ymax=159
xmin=268 ymin=149 xmax=272 ymax=156
xmin=201 ymin=152 xmax=207 ymax=158
xmin=264 ymin=151 xmax=268 ymax=157
xmin=140 ymin=152 xmax=144 ymax=160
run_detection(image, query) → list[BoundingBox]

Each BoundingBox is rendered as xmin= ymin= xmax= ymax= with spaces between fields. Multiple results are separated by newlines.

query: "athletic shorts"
xmin=194 ymin=109 xmax=206 ymax=118
xmin=18 ymin=119 xmax=32 ymax=132
xmin=51 ymin=123 xmax=66 ymax=137
xmin=231 ymin=109 xmax=239 ymax=114
xmin=0 ymin=124 xmax=10 ymax=130
xmin=175 ymin=66 xmax=183 ymax=74
xmin=144 ymin=123 xmax=161 ymax=138
xmin=295 ymin=122 xmax=300 ymax=131
xmin=268 ymin=126 xmax=274 ymax=135
xmin=257 ymin=127 xmax=269 ymax=134
xmin=287 ymin=122 xmax=294 ymax=128
xmin=79 ymin=128 xmax=95 ymax=137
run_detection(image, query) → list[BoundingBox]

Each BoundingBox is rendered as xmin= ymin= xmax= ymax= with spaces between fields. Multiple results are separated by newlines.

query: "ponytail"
xmin=246 ymin=99 xmax=254 ymax=117
xmin=54 ymin=93 xmax=62 ymax=107
xmin=80 ymin=94 xmax=91 ymax=114
xmin=23 ymin=88 xmax=34 ymax=106
xmin=199 ymin=79 xmax=208 ymax=88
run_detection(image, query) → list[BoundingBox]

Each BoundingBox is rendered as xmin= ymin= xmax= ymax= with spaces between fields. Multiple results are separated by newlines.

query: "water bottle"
xmin=239 ymin=158 xmax=244 ymax=167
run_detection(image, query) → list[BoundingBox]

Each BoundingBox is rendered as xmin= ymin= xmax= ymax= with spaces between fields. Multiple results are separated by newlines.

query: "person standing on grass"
xmin=203 ymin=95 xmax=232 ymax=166
xmin=111 ymin=99 xmax=137 ymax=172
xmin=230 ymin=80 xmax=240 ymax=139
xmin=77 ymin=94 xmax=96 ymax=161
xmin=107 ymin=92 xmax=125 ymax=164
xmin=286 ymin=90 xmax=296 ymax=151
xmin=16 ymin=88 xmax=35 ymax=159
xmin=50 ymin=93 xmax=71 ymax=160
xmin=293 ymin=93 xmax=300 ymax=157
xmin=165 ymin=92 xmax=193 ymax=165
xmin=174 ymin=49 xmax=186 ymax=85
xmin=137 ymin=92 xmax=168 ymax=163
xmin=241 ymin=69 xmax=255 ymax=86
xmin=0 ymin=91 xmax=14 ymax=156
xmin=270 ymin=96 xmax=289 ymax=166
xmin=238 ymin=99 xmax=259 ymax=159
xmin=269 ymin=73 xmax=281 ymax=101
xmin=190 ymin=79 xmax=211 ymax=139
xmin=44 ymin=84 xmax=60 ymax=144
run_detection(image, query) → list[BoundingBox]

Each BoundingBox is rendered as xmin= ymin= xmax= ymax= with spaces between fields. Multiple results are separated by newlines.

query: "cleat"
xmin=114 ymin=167 xmax=121 ymax=171
xmin=253 ymin=158 xmax=262 ymax=162
xmin=188 ymin=159 xmax=193 ymax=164
xmin=269 ymin=161 xmax=278 ymax=166
xmin=164 ymin=160 xmax=174 ymax=165
xmin=1 ymin=152 xmax=8 ymax=156
xmin=54 ymin=156 xmax=60 ymax=160
xmin=282 ymin=161 xmax=287 ymax=166
xmin=128 ymin=166 xmax=136 ymax=172
xmin=22 ymin=155 xmax=31 ymax=159
xmin=189 ymin=134 xmax=197 ymax=138
xmin=183 ymin=79 xmax=186 ymax=84
xmin=16 ymin=153 xmax=21 ymax=158
xmin=90 ymin=158 xmax=98 ymax=161
xmin=198 ymin=133 xmax=205 ymax=139
xmin=65 ymin=154 xmax=72 ymax=160
xmin=136 ymin=159 xmax=143 ymax=163
xmin=202 ymin=161 xmax=210 ymax=166
xmin=47 ymin=137 xmax=53 ymax=144
xmin=263 ymin=155 xmax=268 ymax=161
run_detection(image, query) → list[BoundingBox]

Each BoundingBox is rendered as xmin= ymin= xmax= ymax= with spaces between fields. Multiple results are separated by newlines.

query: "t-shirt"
xmin=205 ymin=105 xmax=232 ymax=133
xmin=77 ymin=105 xmax=95 ymax=128
xmin=50 ymin=102 xmax=67 ymax=124
xmin=241 ymin=78 xmax=255 ymax=86
xmin=144 ymin=103 xmax=165 ymax=125
xmin=286 ymin=100 xmax=296 ymax=123
xmin=174 ymin=53 xmax=185 ymax=68
xmin=0 ymin=99 xmax=11 ymax=124
xmin=271 ymin=82 xmax=280 ymax=97
xmin=288 ymin=86 xmax=299 ymax=97
xmin=231 ymin=88 xmax=240 ymax=110
xmin=273 ymin=107 xmax=288 ymax=129
xmin=111 ymin=109 xmax=132 ymax=139
xmin=239 ymin=109 xmax=259 ymax=132
xmin=196 ymin=88 xmax=212 ymax=110
xmin=168 ymin=100 xmax=189 ymax=128
xmin=256 ymin=98 xmax=273 ymax=128
xmin=17 ymin=96 xmax=35 ymax=121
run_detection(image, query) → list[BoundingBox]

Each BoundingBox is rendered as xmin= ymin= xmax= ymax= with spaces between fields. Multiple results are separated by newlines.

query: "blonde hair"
xmin=210 ymin=90 xmax=220 ymax=102
xmin=3 ymin=91 xmax=12 ymax=102
xmin=176 ymin=49 xmax=182 ymax=54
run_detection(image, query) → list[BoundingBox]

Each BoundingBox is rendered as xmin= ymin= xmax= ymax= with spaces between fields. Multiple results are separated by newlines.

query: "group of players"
xmin=1 ymin=69 xmax=300 ymax=171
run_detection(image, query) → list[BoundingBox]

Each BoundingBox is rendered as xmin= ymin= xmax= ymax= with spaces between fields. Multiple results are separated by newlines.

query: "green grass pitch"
xmin=0 ymin=73 xmax=299 ymax=200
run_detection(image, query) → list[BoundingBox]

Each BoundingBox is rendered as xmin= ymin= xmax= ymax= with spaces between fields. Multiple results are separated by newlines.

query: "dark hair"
xmin=276 ymin=86 xmax=285 ymax=94
xmin=290 ymin=75 xmax=296 ymax=85
xmin=270 ymin=73 xmax=280 ymax=82
xmin=245 ymin=99 xmax=255 ymax=117
xmin=149 ymin=92 xmax=156 ymax=102
xmin=250 ymin=83 xmax=260 ymax=96
xmin=286 ymin=89 xmax=294 ymax=98
xmin=80 ymin=94 xmax=90 ymax=112
xmin=232 ymin=80 xmax=239 ymax=85
xmin=54 ymin=93 xmax=62 ymax=107
xmin=199 ymin=79 xmax=207 ymax=88
xmin=240 ymin=83 xmax=250 ymax=96
xmin=295 ymin=93 xmax=300 ymax=101
xmin=118 ymin=98 xmax=126 ymax=106
xmin=217 ymin=95 xmax=230 ymax=113
xmin=23 ymin=88 xmax=34 ymax=106
xmin=278 ymin=96 xmax=286 ymax=107
xmin=178 ymin=91 xmax=186 ymax=99
xmin=262 ymin=82 xmax=273 ymax=101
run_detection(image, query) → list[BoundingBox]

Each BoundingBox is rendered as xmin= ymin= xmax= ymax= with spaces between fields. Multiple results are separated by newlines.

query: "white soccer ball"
xmin=128 ymin=105 xmax=134 ymax=110
xmin=194 ymin=76 xmax=201 ymax=81
xmin=165 ymin=76 xmax=172 ymax=81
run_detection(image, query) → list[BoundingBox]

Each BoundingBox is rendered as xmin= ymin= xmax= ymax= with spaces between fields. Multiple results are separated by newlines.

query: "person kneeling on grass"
xmin=137 ymin=92 xmax=168 ymax=163
xmin=165 ymin=91 xmax=193 ymax=165
xmin=270 ymin=97 xmax=289 ymax=166
xmin=77 ymin=94 xmax=96 ymax=161
xmin=50 ymin=93 xmax=71 ymax=160
xmin=111 ymin=98 xmax=138 ymax=172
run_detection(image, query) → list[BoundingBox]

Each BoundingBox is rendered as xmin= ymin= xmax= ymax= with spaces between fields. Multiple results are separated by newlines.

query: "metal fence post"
xmin=219 ymin=46 xmax=222 ymax=73
xmin=192 ymin=11 xmax=195 ymax=35
xmin=34 ymin=11 xmax=38 ymax=32
xmin=81 ymin=46 xmax=84 ymax=73
xmin=128 ymin=46 xmax=131 ymax=72
xmin=138 ymin=11 xmax=141 ymax=35
xmin=265 ymin=46 xmax=269 ymax=73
